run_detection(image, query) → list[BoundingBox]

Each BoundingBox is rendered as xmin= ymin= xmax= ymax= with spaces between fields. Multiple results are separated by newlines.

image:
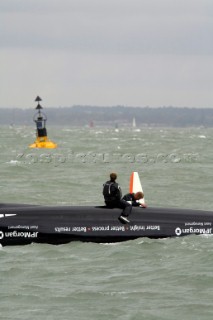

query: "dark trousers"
xmin=105 ymin=199 xmax=132 ymax=217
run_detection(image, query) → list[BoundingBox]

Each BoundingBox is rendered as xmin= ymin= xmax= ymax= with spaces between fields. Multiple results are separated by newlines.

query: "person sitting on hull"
xmin=103 ymin=173 xmax=145 ymax=223
xmin=119 ymin=192 xmax=147 ymax=223
xmin=122 ymin=192 xmax=147 ymax=208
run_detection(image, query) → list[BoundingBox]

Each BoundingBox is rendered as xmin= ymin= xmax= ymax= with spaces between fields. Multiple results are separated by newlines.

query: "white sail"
xmin=129 ymin=171 xmax=145 ymax=205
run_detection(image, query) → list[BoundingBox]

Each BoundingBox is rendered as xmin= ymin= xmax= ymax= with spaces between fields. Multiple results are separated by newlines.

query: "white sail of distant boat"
xmin=132 ymin=117 xmax=141 ymax=132
xmin=114 ymin=123 xmax=119 ymax=132
xmin=132 ymin=117 xmax=136 ymax=128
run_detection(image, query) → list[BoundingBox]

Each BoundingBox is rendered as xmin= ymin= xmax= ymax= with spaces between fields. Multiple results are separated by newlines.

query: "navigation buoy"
xmin=29 ymin=96 xmax=57 ymax=149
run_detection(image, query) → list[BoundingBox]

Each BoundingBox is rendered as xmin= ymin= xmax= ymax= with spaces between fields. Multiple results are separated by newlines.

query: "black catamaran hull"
xmin=0 ymin=204 xmax=213 ymax=246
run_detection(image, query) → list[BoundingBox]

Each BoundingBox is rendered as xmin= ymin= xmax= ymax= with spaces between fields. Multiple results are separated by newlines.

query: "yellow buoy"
xmin=29 ymin=96 xmax=57 ymax=149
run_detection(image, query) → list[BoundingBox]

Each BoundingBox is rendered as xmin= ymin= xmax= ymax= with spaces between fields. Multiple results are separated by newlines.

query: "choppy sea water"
xmin=0 ymin=125 xmax=213 ymax=320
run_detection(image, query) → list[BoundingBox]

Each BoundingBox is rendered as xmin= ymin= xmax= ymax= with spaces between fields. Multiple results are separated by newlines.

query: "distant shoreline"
xmin=0 ymin=105 xmax=213 ymax=127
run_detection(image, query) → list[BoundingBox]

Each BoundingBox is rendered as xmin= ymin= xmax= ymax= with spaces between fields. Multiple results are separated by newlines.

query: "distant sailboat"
xmin=132 ymin=117 xmax=136 ymax=128
xmin=114 ymin=123 xmax=119 ymax=132
xmin=132 ymin=117 xmax=141 ymax=132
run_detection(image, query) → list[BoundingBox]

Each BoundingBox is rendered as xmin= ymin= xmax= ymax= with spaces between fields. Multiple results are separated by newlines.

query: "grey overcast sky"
xmin=0 ymin=0 xmax=213 ymax=108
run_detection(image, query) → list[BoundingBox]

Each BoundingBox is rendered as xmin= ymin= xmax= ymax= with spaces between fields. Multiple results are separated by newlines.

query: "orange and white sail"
xmin=129 ymin=172 xmax=145 ymax=205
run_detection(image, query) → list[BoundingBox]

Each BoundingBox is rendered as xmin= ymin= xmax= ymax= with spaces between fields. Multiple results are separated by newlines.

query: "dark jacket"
xmin=103 ymin=180 xmax=122 ymax=203
xmin=122 ymin=193 xmax=141 ymax=206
